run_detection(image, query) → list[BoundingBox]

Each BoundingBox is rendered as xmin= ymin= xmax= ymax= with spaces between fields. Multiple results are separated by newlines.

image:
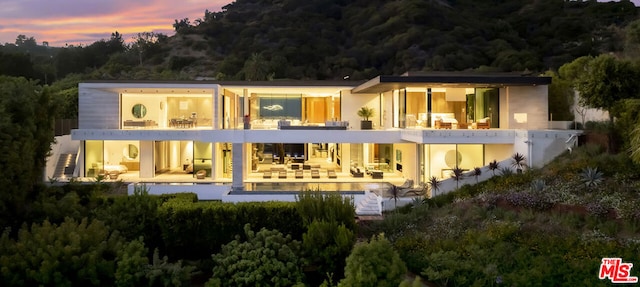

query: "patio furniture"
xmin=370 ymin=170 xmax=383 ymax=179
xmin=327 ymin=169 xmax=337 ymax=179
xmin=108 ymin=170 xmax=119 ymax=179
xmin=278 ymin=170 xmax=287 ymax=179
xmin=295 ymin=170 xmax=304 ymax=179
xmin=350 ymin=167 xmax=364 ymax=177
xmin=311 ymin=169 xmax=320 ymax=179
xmin=435 ymin=119 xmax=452 ymax=129
xmin=263 ymin=171 xmax=272 ymax=179
xmin=476 ymin=117 xmax=490 ymax=129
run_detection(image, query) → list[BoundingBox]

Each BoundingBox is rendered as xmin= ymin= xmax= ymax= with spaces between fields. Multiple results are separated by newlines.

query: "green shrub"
xmin=296 ymin=189 xmax=356 ymax=231
xmin=115 ymin=236 xmax=194 ymax=287
xmin=206 ymin=224 xmax=304 ymax=287
xmin=158 ymin=198 xmax=304 ymax=260
xmin=94 ymin=187 xmax=164 ymax=253
xmin=0 ymin=217 xmax=123 ymax=286
xmin=302 ymin=220 xmax=355 ymax=283
xmin=339 ymin=234 xmax=407 ymax=287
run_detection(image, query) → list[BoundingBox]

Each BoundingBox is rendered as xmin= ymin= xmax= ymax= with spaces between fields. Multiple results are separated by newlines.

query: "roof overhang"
xmin=80 ymin=80 xmax=363 ymax=95
xmin=351 ymin=73 xmax=552 ymax=94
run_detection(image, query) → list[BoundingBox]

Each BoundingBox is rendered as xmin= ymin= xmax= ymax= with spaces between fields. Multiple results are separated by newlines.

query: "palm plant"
xmin=451 ymin=166 xmax=465 ymax=189
xmin=511 ymin=153 xmax=527 ymax=173
xmin=388 ymin=184 xmax=401 ymax=212
xmin=356 ymin=106 xmax=375 ymax=121
xmin=580 ymin=167 xmax=604 ymax=188
xmin=427 ymin=176 xmax=442 ymax=197
xmin=488 ymin=159 xmax=500 ymax=176
xmin=472 ymin=167 xmax=482 ymax=184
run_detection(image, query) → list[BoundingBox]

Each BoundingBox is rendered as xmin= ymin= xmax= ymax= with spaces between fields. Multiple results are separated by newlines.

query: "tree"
xmin=206 ymin=224 xmax=304 ymax=287
xmin=173 ymin=18 xmax=192 ymax=33
xmin=0 ymin=76 xmax=55 ymax=229
xmin=427 ymin=176 xmax=441 ymax=197
xmin=242 ymin=52 xmax=272 ymax=81
xmin=560 ymin=55 xmax=640 ymax=129
xmin=451 ymin=166 xmax=465 ymax=189
xmin=132 ymin=32 xmax=167 ymax=65
xmin=339 ymin=234 xmax=407 ymax=287
xmin=489 ymin=160 xmax=500 ymax=176
xmin=472 ymin=167 xmax=482 ymax=184
xmin=0 ymin=218 xmax=126 ymax=286
xmin=302 ymin=220 xmax=355 ymax=284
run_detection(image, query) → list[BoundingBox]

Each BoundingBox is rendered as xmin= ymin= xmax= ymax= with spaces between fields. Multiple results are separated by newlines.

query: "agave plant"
xmin=489 ymin=160 xmax=500 ymax=176
xmin=511 ymin=153 xmax=527 ymax=173
xmin=472 ymin=167 xmax=482 ymax=184
xmin=499 ymin=167 xmax=513 ymax=177
xmin=451 ymin=166 xmax=465 ymax=189
xmin=530 ymin=179 xmax=546 ymax=192
xmin=428 ymin=176 xmax=442 ymax=197
xmin=580 ymin=167 xmax=604 ymax=188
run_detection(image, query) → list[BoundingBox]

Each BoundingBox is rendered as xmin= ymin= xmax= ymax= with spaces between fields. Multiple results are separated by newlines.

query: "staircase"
xmin=53 ymin=153 xmax=77 ymax=178
xmin=355 ymin=192 xmax=382 ymax=216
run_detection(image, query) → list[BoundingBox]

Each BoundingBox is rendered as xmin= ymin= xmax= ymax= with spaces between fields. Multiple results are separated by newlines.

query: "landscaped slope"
xmin=368 ymin=144 xmax=640 ymax=286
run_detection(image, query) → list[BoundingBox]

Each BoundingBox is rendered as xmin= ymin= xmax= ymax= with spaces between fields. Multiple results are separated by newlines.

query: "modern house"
xmin=59 ymin=72 xmax=577 ymax=203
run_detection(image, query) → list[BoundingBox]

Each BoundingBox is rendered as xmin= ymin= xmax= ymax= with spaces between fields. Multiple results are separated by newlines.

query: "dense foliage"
xmin=338 ymin=234 xmax=407 ymax=287
xmin=367 ymin=144 xmax=640 ymax=286
xmin=0 ymin=76 xmax=55 ymax=229
xmin=2 ymin=0 xmax=639 ymax=83
xmin=206 ymin=224 xmax=305 ymax=287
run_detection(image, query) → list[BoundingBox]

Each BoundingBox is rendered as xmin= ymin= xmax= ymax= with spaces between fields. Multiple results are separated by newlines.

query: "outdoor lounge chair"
xmin=263 ymin=171 xmax=272 ymax=179
xmin=311 ymin=169 xmax=320 ymax=179
xmin=327 ymin=169 xmax=337 ymax=179
xmin=278 ymin=170 xmax=287 ymax=179
xmin=295 ymin=170 xmax=303 ymax=179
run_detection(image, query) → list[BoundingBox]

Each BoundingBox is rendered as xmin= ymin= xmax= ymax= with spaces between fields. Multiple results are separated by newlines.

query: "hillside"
xmin=1 ymin=0 xmax=638 ymax=83
xmin=165 ymin=0 xmax=639 ymax=80
xmin=365 ymin=144 xmax=640 ymax=286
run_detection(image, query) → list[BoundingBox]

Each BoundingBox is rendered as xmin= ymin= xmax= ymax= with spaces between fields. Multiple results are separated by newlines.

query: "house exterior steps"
xmin=355 ymin=192 xmax=382 ymax=216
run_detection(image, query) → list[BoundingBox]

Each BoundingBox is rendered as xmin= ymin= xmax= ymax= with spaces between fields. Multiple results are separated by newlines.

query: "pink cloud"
xmin=0 ymin=0 xmax=229 ymax=46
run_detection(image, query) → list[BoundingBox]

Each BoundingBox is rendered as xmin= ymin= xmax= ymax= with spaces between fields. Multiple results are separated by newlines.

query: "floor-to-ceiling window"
xmin=405 ymin=88 xmax=427 ymax=128
xmin=193 ymin=141 xmax=212 ymax=177
xmin=473 ymin=88 xmax=500 ymax=128
xmin=423 ymin=144 xmax=485 ymax=179
xmin=84 ymin=140 xmax=104 ymax=177
xmin=121 ymin=93 xmax=213 ymax=129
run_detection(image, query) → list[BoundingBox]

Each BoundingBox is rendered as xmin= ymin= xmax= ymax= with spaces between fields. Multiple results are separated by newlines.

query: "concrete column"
xmin=139 ymin=140 xmax=155 ymax=178
xmin=232 ymin=142 xmax=244 ymax=191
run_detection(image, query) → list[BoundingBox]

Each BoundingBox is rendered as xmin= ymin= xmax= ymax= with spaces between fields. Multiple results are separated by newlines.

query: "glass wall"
xmin=252 ymin=94 xmax=302 ymax=119
xmin=423 ymin=144 xmax=485 ymax=179
xmin=121 ymin=93 xmax=213 ymax=129
xmin=85 ymin=140 xmax=104 ymax=177
xmin=474 ymin=88 xmax=500 ymax=128
xmin=193 ymin=141 xmax=212 ymax=177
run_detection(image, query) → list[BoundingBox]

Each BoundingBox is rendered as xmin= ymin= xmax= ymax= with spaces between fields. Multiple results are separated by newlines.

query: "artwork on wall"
xmin=132 ymin=104 xmax=147 ymax=118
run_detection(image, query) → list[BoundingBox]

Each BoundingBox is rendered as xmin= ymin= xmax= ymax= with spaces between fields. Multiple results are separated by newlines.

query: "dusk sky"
xmin=0 ymin=0 xmax=638 ymax=47
xmin=0 ymin=0 xmax=230 ymax=47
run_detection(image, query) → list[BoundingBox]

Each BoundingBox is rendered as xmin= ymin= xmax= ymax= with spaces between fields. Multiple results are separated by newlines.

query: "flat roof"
xmin=352 ymin=72 xmax=552 ymax=94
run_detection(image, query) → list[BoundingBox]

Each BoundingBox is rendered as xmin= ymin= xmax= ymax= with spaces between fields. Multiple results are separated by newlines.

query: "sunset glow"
xmin=0 ymin=0 xmax=230 ymax=47
xmin=1 ymin=0 xmax=638 ymax=47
